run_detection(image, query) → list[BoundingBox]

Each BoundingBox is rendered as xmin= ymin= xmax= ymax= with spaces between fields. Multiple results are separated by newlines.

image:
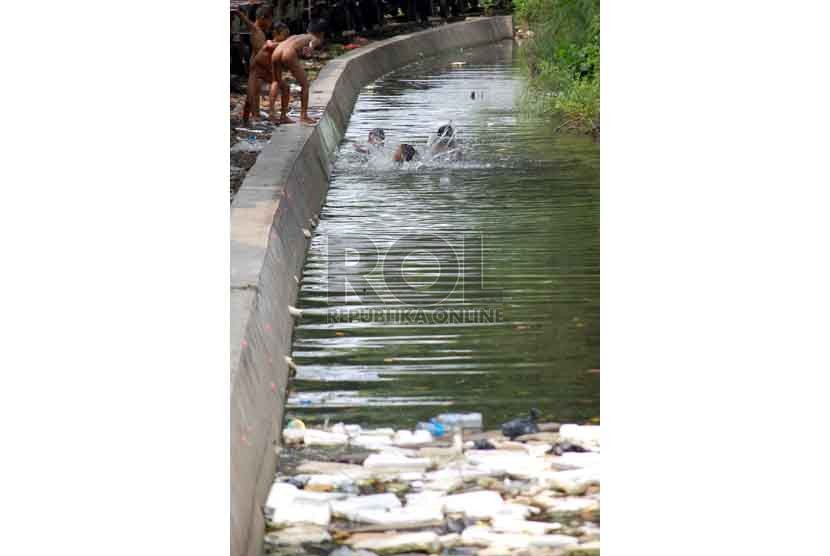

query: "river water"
xmin=287 ymin=40 xmax=599 ymax=430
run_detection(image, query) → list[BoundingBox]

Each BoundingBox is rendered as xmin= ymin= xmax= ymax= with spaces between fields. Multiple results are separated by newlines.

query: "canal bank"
xmin=231 ymin=17 xmax=514 ymax=556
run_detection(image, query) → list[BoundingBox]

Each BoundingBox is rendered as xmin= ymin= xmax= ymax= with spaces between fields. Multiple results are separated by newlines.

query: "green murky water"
xmin=287 ymin=40 xmax=599 ymax=430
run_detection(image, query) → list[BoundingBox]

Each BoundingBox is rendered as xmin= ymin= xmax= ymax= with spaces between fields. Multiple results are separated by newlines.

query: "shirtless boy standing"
xmin=243 ymin=40 xmax=278 ymax=124
xmin=242 ymin=23 xmax=290 ymax=124
xmin=270 ymin=19 xmax=327 ymax=125
xmin=235 ymin=6 xmax=273 ymax=64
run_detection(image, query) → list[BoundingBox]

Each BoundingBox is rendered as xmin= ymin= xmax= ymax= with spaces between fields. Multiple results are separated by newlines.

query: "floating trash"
xmin=434 ymin=412 xmax=483 ymax=430
xmin=501 ymin=408 xmax=541 ymax=439
xmin=415 ymin=419 xmax=446 ymax=437
xmin=268 ymin=416 xmax=600 ymax=554
xmin=286 ymin=418 xmax=306 ymax=429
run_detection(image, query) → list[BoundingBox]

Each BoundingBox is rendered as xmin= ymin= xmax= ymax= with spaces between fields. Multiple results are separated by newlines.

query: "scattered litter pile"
xmin=263 ymin=416 xmax=600 ymax=555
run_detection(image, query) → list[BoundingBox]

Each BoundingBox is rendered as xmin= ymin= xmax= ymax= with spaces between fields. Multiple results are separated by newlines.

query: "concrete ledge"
xmin=229 ymin=16 xmax=513 ymax=556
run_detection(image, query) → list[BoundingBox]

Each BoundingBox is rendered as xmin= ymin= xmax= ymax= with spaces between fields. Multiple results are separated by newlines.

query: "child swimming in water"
xmin=393 ymin=143 xmax=419 ymax=163
xmin=430 ymin=124 xmax=462 ymax=161
xmin=354 ymin=128 xmax=386 ymax=153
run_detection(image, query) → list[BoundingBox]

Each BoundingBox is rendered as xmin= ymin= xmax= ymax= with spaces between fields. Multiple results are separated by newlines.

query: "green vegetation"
xmin=513 ymin=0 xmax=600 ymax=135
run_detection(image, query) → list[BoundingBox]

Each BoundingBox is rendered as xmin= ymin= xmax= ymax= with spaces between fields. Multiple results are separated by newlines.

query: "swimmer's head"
xmin=436 ymin=124 xmax=455 ymax=146
xmin=273 ymin=22 xmax=290 ymax=41
xmin=368 ymin=128 xmax=386 ymax=145
xmin=396 ymin=144 xmax=419 ymax=163
xmin=307 ymin=18 xmax=328 ymax=46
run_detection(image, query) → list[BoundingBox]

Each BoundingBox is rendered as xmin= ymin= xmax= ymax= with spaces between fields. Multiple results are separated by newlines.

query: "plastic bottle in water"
xmin=434 ymin=412 xmax=483 ymax=429
xmin=416 ymin=419 xmax=446 ymax=437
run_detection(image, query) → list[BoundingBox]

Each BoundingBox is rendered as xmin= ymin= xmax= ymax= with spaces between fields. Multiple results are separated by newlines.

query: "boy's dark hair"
xmin=401 ymin=144 xmax=418 ymax=162
xmin=369 ymin=128 xmax=385 ymax=141
xmin=437 ymin=124 xmax=454 ymax=144
xmin=256 ymin=6 xmax=273 ymax=20
xmin=307 ymin=18 xmax=328 ymax=34
xmin=273 ymin=21 xmax=290 ymax=35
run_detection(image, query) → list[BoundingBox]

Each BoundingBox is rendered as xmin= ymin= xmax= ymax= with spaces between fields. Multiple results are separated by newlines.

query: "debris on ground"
xmin=263 ymin=415 xmax=601 ymax=555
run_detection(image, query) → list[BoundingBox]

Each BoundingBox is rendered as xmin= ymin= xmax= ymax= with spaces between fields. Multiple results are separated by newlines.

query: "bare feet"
xmin=300 ymin=115 xmax=318 ymax=126
xmin=279 ymin=115 xmax=295 ymax=124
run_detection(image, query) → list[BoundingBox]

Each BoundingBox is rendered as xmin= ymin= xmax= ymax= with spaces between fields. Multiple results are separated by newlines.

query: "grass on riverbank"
xmin=514 ymin=0 xmax=600 ymax=136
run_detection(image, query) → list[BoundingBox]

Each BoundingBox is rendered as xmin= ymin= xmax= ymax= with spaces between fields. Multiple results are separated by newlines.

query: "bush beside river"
xmin=513 ymin=0 xmax=600 ymax=136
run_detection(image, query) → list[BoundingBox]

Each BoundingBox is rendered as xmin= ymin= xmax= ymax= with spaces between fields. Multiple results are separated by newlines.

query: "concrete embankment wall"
xmin=229 ymin=16 xmax=513 ymax=556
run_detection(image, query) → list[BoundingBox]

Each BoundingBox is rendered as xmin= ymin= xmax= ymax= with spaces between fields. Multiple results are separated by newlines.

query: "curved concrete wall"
xmin=229 ymin=16 xmax=513 ymax=556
